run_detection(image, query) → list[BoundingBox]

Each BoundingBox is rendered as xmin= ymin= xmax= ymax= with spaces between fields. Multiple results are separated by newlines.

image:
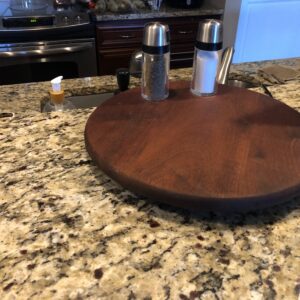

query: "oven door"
xmin=0 ymin=38 xmax=97 ymax=85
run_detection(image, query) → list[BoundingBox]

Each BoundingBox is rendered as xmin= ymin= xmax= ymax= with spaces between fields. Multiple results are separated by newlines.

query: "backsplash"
xmin=95 ymin=0 xmax=148 ymax=13
xmin=94 ymin=0 xmax=224 ymax=15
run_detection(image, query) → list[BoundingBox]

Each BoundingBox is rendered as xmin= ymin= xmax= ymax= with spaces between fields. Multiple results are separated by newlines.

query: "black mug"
xmin=116 ymin=68 xmax=130 ymax=92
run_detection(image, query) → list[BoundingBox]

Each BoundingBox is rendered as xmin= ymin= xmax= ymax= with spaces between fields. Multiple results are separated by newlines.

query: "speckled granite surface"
xmin=0 ymin=58 xmax=300 ymax=299
xmin=95 ymin=4 xmax=223 ymax=21
xmin=1 ymin=57 xmax=300 ymax=114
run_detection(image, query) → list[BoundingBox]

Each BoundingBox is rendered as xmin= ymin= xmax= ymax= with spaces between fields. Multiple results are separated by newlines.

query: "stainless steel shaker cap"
xmin=143 ymin=22 xmax=169 ymax=47
xmin=196 ymin=19 xmax=223 ymax=44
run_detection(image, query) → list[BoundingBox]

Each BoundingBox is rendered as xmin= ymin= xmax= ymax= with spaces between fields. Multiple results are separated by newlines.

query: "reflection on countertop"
xmin=0 ymin=58 xmax=300 ymax=300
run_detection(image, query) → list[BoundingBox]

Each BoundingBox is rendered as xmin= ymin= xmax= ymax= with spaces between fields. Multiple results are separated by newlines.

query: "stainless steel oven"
xmin=0 ymin=0 xmax=98 ymax=84
xmin=0 ymin=37 xmax=97 ymax=84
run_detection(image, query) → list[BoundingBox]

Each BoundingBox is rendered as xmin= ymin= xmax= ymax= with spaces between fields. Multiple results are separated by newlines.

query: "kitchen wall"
xmin=222 ymin=0 xmax=241 ymax=49
xmin=223 ymin=0 xmax=300 ymax=63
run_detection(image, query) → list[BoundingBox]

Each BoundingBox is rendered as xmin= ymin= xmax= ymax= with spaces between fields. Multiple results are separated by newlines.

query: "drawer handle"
xmin=178 ymin=30 xmax=193 ymax=35
xmin=172 ymin=51 xmax=194 ymax=55
xmin=171 ymin=58 xmax=193 ymax=62
xmin=119 ymin=34 xmax=136 ymax=39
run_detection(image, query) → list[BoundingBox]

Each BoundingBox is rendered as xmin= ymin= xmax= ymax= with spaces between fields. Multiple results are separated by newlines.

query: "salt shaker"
xmin=141 ymin=22 xmax=170 ymax=101
xmin=191 ymin=19 xmax=223 ymax=96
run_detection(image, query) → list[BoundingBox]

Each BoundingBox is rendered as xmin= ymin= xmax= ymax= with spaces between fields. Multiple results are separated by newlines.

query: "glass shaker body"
xmin=142 ymin=51 xmax=170 ymax=101
xmin=191 ymin=48 xmax=221 ymax=96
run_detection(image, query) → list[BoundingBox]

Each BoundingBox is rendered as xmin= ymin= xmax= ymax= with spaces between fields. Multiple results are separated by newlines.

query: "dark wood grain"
xmin=96 ymin=15 xmax=222 ymax=75
xmin=85 ymin=81 xmax=300 ymax=212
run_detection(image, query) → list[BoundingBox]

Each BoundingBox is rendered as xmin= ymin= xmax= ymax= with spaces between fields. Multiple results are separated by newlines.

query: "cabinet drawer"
xmin=171 ymin=43 xmax=194 ymax=69
xmin=169 ymin=23 xmax=198 ymax=43
xmin=97 ymin=26 xmax=144 ymax=48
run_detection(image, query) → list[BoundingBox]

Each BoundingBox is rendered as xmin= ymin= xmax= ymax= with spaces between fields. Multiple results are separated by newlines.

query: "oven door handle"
xmin=0 ymin=43 xmax=93 ymax=58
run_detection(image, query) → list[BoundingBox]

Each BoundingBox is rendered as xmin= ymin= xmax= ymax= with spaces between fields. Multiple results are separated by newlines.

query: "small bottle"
xmin=191 ymin=19 xmax=223 ymax=96
xmin=43 ymin=76 xmax=75 ymax=112
xmin=141 ymin=22 xmax=170 ymax=101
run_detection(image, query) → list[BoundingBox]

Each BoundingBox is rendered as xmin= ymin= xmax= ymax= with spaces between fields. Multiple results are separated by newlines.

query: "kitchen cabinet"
xmin=224 ymin=0 xmax=300 ymax=63
xmin=96 ymin=15 xmax=222 ymax=75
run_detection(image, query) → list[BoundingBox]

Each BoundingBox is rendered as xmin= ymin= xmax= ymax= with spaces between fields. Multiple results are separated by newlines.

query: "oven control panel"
xmin=0 ymin=0 xmax=92 ymax=31
xmin=3 ymin=16 xmax=54 ymax=28
xmin=2 ymin=11 xmax=90 ymax=29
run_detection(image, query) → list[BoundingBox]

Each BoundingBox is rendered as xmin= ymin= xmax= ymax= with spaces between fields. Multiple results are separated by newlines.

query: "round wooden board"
xmin=85 ymin=81 xmax=300 ymax=212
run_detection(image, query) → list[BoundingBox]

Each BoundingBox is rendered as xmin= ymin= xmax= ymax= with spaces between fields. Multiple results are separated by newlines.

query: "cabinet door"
xmin=171 ymin=44 xmax=195 ymax=69
xmin=169 ymin=22 xmax=198 ymax=44
xmin=96 ymin=15 xmax=222 ymax=75
xmin=98 ymin=47 xmax=137 ymax=75
xmin=233 ymin=0 xmax=300 ymax=62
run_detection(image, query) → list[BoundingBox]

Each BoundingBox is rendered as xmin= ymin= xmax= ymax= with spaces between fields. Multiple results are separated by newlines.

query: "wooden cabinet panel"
xmin=171 ymin=43 xmax=195 ymax=69
xmin=97 ymin=26 xmax=144 ymax=48
xmin=96 ymin=14 xmax=222 ymax=75
xmin=97 ymin=48 xmax=137 ymax=75
xmin=169 ymin=22 xmax=198 ymax=44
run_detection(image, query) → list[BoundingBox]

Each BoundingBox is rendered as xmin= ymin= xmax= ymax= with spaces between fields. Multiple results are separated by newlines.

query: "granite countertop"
xmin=1 ymin=58 xmax=300 ymax=114
xmin=94 ymin=4 xmax=223 ymax=22
xmin=0 ymin=59 xmax=300 ymax=299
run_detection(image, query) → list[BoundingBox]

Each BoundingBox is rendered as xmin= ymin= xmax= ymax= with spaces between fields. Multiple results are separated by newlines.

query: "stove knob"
xmin=63 ymin=16 xmax=69 ymax=24
xmin=75 ymin=15 xmax=81 ymax=23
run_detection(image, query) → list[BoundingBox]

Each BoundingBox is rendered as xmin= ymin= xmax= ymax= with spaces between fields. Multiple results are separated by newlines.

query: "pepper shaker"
xmin=191 ymin=19 xmax=223 ymax=96
xmin=141 ymin=22 xmax=170 ymax=101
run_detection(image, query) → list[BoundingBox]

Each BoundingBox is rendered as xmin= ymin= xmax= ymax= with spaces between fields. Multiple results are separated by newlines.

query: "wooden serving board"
xmin=85 ymin=81 xmax=300 ymax=212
